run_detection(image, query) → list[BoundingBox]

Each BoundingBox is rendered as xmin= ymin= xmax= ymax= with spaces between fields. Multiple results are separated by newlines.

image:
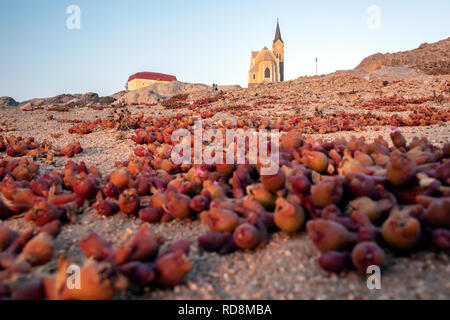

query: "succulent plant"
xmin=351 ymin=241 xmax=385 ymax=273
xmin=382 ymin=209 xmax=422 ymax=251
xmin=306 ymin=219 xmax=357 ymax=252
xmin=274 ymin=197 xmax=305 ymax=233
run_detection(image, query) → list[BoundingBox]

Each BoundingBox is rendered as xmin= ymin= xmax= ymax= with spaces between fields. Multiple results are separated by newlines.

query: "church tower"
xmin=272 ymin=19 xmax=284 ymax=81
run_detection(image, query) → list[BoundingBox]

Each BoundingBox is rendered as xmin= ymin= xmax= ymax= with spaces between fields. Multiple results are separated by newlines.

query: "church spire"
xmin=274 ymin=18 xmax=282 ymax=43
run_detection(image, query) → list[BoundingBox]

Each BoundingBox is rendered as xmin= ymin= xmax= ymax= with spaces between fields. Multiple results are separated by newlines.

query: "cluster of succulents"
xmin=0 ymin=136 xmax=83 ymax=159
xmin=0 ymin=157 xmax=195 ymax=299
xmin=360 ymin=96 xmax=440 ymax=110
xmin=0 ymin=159 xmax=40 ymax=189
xmin=0 ymin=225 xmax=192 ymax=300
xmin=58 ymin=142 xmax=83 ymax=158
xmin=0 ymin=120 xmax=16 ymax=133
xmin=0 ymin=222 xmax=61 ymax=283
xmin=55 ymin=91 xmax=447 ymax=139
xmin=177 ymin=106 xmax=445 ymax=134
xmin=192 ymin=96 xmax=220 ymax=106
xmin=161 ymin=94 xmax=189 ymax=110
xmin=0 ymin=95 xmax=449 ymax=300
xmin=66 ymin=109 xmax=147 ymax=134
xmin=125 ymin=128 xmax=450 ymax=275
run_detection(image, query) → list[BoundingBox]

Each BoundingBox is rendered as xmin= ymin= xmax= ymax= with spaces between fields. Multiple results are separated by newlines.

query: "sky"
xmin=0 ymin=0 xmax=449 ymax=101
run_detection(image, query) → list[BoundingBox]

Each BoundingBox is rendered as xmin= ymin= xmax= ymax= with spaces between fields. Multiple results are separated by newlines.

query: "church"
xmin=248 ymin=20 xmax=284 ymax=86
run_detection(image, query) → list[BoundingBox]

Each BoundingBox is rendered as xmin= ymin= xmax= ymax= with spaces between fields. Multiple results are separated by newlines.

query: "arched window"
xmin=264 ymin=67 xmax=270 ymax=78
xmin=253 ymin=74 xmax=256 ymax=80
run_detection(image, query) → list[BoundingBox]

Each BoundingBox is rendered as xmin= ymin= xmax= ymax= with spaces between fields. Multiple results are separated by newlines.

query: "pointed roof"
xmin=273 ymin=19 xmax=282 ymax=43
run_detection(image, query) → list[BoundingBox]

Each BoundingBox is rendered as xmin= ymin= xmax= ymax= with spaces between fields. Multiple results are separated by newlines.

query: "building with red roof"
xmin=127 ymin=72 xmax=177 ymax=90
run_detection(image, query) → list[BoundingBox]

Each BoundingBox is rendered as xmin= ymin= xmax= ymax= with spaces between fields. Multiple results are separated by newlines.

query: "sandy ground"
xmin=0 ymin=70 xmax=449 ymax=300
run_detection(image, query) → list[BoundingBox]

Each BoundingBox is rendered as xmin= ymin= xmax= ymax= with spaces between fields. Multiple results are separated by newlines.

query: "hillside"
xmin=355 ymin=37 xmax=450 ymax=75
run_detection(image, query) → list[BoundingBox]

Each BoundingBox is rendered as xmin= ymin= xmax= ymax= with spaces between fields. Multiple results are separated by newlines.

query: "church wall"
xmin=127 ymin=78 xmax=172 ymax=90
xmin=248 ymin=71 xmax=259 ymax=85
xmin=248 ymin=50 xmax=282 ymax=85
xmin=248 ymin=58 xmax=279 ymax=84
xmin=259 ymin=61 xmax=270 ymax=83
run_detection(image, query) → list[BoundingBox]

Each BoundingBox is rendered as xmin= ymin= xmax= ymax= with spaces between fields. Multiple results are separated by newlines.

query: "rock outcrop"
xmin=2 ymin=82 xmax=221 ymax=109
xmin=0 ymin=96 xmax=18 ymax=107
xmin=113 ymin=81 xmax=214 ymax=105
xmin=20 ymin=92 xmax=116 ymax=107
xmin=355 ymin=37 xmax=450 ymax=75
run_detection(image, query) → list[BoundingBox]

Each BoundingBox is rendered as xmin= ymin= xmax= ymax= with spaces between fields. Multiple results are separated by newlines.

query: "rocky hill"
xmin=355 ymin=37 xmax=450 ymax=75
xmin=1 ymin=82 xmax=233 ymax=108
xmin=20 ymin=92 xmax=116 ymax=107
xmin=112 ymin=81 xmax=214 ymax=106
xmin=0 ymin=96 xmax=19 ymax=107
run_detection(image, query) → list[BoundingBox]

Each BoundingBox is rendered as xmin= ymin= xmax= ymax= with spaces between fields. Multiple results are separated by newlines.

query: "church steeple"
xmin=272 ymin=19 xmax=284 ymax=82
xmin=274 ymin=18 xmax=283 ymax=43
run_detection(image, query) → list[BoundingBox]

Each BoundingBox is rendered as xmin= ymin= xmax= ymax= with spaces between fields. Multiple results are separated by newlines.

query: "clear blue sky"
xmin=1 ymin=0 xmax=449 ymax=101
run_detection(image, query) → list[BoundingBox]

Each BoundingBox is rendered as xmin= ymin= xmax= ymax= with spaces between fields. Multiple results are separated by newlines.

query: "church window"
xmin=253 ymin=74 xmax=256 ymax=80
xmin=264 ymin=67 xmax=270 ymax=78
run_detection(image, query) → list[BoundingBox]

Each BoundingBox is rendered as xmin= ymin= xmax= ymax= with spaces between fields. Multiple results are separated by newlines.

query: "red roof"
xmin=128 ymin=72 xmax=177 ymax=83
